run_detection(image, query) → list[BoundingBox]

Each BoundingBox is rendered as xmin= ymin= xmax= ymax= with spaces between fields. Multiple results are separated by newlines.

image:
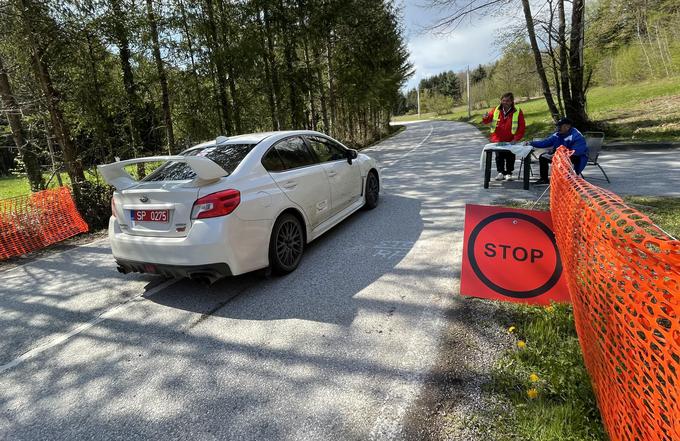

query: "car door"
xmin=305 ymin=135 xmax=362 ymax=216
xmin=262 ymin=136 xmax=332 ymax=227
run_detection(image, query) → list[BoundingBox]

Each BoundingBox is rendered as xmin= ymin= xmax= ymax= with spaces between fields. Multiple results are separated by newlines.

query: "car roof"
xmin=189 ymin=130 xmax=329 ymax=150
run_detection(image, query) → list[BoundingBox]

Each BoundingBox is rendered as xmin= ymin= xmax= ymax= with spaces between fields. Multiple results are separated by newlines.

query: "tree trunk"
xmin=216 ymin=0 xmax=241 ymax=133
xmin=302 ymin=37 xmax=316 ymax=130
xmin=567 ymin=0 xmax=588 ymax=127
xmin=282 ymin=29 xmax=302 ymax=129
xmin=257 ymin=11 xmax=279 ymax=130
xmin=178 ymin=0 xmax=201 ymax=93
xmin=313 ymin=46 xmax=329 ymax=133
xmin=146 ymin=0 xmax=175 ymax=154
xmin=521 ymin=0 xmax=560 ymax=122
xmin=636 ymin=18 xmax=654 ymax=78
xmin=326 ymin=35 xmax=337 ymax=136
xmin=557 ymin=0 xmax=571 ymax=116
xmin=0 ymin=54 xmax=44 ymax=191
xmin=110 ymin=0 xmax=148 ymax=176
xmin=204 ymin=0 xmax=232 ymax=135
xmin=227 ymin=65 xmax=241 ymax=133
xmin=19 ymin=0 xmax=84 ymax=185
xmin=262 ymin=7 xmax=282 ymax=130
xmin=85 ymin=31 xmax=114 ymax=160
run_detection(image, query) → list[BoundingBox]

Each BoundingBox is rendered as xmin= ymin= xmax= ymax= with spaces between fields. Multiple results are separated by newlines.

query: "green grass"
xmin=390 ymin=112 xmax=438 ymax=122
xmin=483 ymin=303 xmax=607 ymax=441
xmin=623 ymin=196 xmax=680 ymax=238
xmin=395 ymin=76 xmax=680 ymax=142
xmin=0 ymin=173 xmax=72 ymax=199
xmin=477 ymin=196 xmax=679 ymax=440
xmin=0 ymin=162 xmax=165 ymax=200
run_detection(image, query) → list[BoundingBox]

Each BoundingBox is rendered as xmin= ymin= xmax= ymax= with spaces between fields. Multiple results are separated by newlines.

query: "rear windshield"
xmin=143 ymin=143 xmax=255 ymax=181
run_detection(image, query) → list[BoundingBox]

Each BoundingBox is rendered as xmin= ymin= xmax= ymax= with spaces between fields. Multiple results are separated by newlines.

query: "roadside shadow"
xmin=147 ymin=194 xmax=424 ymax=326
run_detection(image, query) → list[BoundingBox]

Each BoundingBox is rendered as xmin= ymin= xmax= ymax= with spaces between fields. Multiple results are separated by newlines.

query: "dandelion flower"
xmin=529 ymin=373 xmax=540 ymax=383
xmin=527 ymin=388 xmax=539 ymax=399
xmin=546 ymin=305 xmax=554 ymax=313
xmin=517 ymin=340 xmax=526 ymax=349
xmin=508 ymin=326 xmax=516 ymax=334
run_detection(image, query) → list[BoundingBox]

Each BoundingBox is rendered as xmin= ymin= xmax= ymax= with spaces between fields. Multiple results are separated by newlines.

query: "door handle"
xmin=327 ymin=170 xmax=337 ymax=177
xmin=282 ymin=181 xmax=298 ymax=189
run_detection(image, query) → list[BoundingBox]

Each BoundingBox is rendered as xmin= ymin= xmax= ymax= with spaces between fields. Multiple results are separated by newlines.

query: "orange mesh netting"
xmin=550 ymin=146 xmax=680 ymax=441
xmin=0 ymin=186 xmax=89 ymax=260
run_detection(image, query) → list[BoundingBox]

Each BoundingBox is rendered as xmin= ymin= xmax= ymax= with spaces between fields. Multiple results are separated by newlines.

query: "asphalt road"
xmin=0 ymin=121 xmax=676 ymax=441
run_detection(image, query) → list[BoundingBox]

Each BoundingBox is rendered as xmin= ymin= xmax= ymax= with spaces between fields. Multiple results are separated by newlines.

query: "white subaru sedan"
xmin=98 ymin=130 xmax=380 ymax=283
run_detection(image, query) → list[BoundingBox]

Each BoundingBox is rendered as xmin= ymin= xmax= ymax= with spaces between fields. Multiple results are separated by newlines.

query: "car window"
xmin=274 ymin=137 xmax=317 ymax=170
xmin=143 ymin=143 xmax=255 ymax=181
xmin=261 ymin=148 xmax=286 ymax=172
xmin=306 ymin=136 xmax=347 ymax=162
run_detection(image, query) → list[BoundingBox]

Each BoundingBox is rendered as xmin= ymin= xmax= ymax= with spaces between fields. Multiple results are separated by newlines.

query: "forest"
xmin=0 ymin=0 xmax=411 ymax=195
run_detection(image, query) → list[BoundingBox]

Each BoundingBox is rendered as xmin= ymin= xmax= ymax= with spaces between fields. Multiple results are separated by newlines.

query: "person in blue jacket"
xmin=529 ymin=117 xmax=589 ymax=185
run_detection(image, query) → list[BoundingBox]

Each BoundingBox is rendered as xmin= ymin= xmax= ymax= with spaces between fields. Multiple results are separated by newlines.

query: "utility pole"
xmin=467 ymin=65 xmax=471 ymax=118
xmin=416 ymin=86 xmax=420 ymax=117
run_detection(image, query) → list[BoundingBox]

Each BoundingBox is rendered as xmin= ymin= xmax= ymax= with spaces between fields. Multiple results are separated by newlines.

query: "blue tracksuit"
xmin=530 ymin=127 xmax=589 ymax=174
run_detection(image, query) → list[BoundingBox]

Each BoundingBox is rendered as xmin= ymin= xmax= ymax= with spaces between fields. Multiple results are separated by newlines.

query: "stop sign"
xmin=461 ymin=204 xmax=570 ymax=305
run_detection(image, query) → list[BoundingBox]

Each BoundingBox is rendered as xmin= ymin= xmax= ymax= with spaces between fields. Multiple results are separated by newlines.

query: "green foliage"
xmin=587 ymin=0 xmax=680 ymax=87
xmin=419 ymin=91 xmax=455 ymax=116
xmin=419 ymin=70 xmax=461 ymax=100
xmin=421 ymin=76 xmax=680 ymax=142
xmin=73 ymin=180 xmax=114 ymax=231
xmin=0 ymin=0 xmax=411 ymax=180
xmin=484 ymin=303 xmax=607 ymax=441
xmin=470 ymin=64 xmax=487 ymax=84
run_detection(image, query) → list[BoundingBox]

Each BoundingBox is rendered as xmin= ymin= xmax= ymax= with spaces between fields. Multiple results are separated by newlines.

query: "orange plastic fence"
xmin=0 ymin=187 xmax=89 ymax=260
xmin=550 ymin=146 xmax=680 ymax=441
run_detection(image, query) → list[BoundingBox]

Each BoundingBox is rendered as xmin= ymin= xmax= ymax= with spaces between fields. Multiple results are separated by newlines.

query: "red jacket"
xmin=481 ymin=106 xmax=526 ymax=143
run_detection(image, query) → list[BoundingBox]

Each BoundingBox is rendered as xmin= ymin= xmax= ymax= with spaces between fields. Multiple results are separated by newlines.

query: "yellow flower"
xmin=517 ymin=340 xmax=526 ymax=349
xmin=546 ymin=305 xmax=554 ymax=313
xmin=529 ymin=373 xmax=540 ymax=383
xmin=508 ymin=326 xmax=516 ymax=334
xmin=527 ymin=388 xmax=539 ymax=399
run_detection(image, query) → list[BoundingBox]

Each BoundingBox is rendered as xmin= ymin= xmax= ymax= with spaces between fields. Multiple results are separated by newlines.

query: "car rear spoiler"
xmin=97 ymin=156 xmax=228 ymax=190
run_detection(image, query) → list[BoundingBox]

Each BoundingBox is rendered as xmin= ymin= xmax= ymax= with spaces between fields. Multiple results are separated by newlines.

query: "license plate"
xmin=131 ymin=209 xmax=169 ymax=223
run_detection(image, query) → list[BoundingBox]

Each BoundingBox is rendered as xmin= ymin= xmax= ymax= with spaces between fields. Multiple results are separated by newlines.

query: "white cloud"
xmin=405 ymin=17 xmax=505 ymax=90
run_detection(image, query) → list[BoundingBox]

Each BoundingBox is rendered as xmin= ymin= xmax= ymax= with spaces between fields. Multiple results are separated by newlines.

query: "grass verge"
xmin=475 ymin=196 xmax=678 ymax=440
xmin=0 ymin=173 xmax=72 ymax=199
xmin=482 ymin=302 xmax=606 ymax=441
xmin=394 ymin=77 xmax=680 ymax=142
xmin=623 ymin=196 xmax=680 ymax=238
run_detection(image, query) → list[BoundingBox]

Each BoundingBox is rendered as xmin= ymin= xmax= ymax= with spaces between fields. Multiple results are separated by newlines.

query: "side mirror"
xmin=347 ymin=149 xmax=358 ymax=164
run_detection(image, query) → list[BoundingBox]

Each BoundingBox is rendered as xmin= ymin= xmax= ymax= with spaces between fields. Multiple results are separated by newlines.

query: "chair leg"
xmin=597 ymin=163 xmax=610 ymax=183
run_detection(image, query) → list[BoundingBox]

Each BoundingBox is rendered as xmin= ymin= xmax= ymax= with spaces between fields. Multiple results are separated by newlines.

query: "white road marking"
xmin=369 ymin=124 xmax=444 ymax=439
xmin=0 ymin=277 xmax=178 ymax=375
xmin=381 ymin=124 xmax=434 ymax=170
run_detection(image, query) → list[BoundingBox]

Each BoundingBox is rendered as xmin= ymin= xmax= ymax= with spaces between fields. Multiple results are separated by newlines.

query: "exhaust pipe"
xmin=188 ymin=272 xmax=221 ymax=285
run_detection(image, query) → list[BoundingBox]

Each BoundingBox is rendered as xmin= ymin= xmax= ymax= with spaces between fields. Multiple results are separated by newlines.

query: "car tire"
xmin=363 ymin=171 xmax=379 ymax=210
xmin=269 ymin=213 xmax=305 ymax=275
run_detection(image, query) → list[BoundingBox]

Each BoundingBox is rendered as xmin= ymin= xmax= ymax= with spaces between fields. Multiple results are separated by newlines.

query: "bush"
xmin=73 ymin=180 xmax=114 ymax=231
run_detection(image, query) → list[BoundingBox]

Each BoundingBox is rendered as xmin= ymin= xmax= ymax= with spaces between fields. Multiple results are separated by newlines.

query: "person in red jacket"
xmin=481 ymin=92 xmax=526 ymax=181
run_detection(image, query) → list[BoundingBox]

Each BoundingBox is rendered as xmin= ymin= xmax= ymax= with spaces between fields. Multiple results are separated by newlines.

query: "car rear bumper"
xmin=115 ymin=258 xmax=231 ymax=283
xmin=108 ymin=215 xmax=271 ymax=276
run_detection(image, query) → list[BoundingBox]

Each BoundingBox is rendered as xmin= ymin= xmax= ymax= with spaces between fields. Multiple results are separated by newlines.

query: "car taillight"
xmin=191 ymin=189 xmax=240 ymax=219
xmin=111 ymin=197 xmax=117 ymax=218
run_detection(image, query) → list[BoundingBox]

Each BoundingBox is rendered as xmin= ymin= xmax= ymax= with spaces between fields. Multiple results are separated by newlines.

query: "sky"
xmin=398 ymin=0 xmax=509 ymax=90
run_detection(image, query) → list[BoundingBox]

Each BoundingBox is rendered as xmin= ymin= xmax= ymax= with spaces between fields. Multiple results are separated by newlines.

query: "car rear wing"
xmin=97 ymin=155 xmax=228 ymax=190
